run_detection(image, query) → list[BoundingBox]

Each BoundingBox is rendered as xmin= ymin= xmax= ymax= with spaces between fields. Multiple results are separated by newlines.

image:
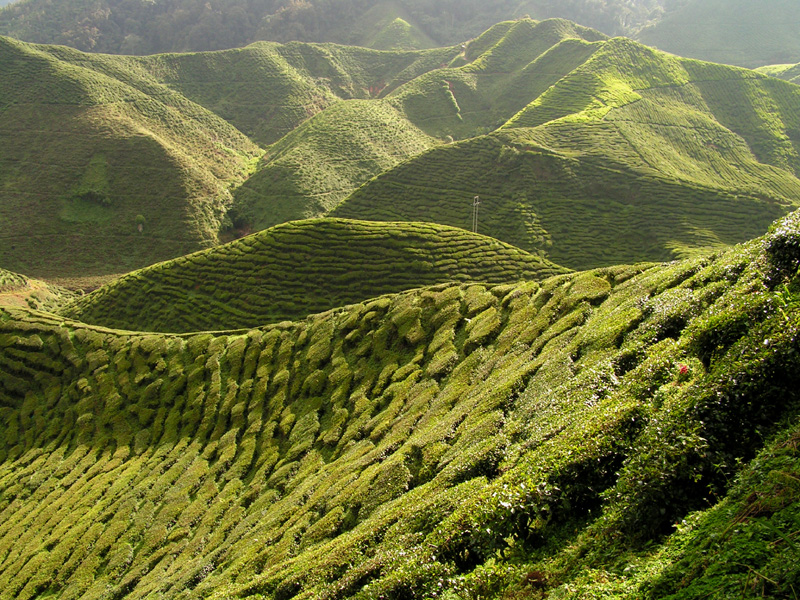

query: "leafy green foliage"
xmin=2 ymin=212 xmax=800 ymax=598
xmin=60 ymin=218 xmax=568 ymax=332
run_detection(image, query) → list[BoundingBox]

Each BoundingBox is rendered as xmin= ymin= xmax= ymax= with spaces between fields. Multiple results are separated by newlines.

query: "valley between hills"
xmin=1 ymin=13 xmax=800 ymax=600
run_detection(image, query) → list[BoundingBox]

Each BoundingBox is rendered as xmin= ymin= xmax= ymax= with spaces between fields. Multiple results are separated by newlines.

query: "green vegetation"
xmin=0 ymin=269 xmax=76 ymax=312
xmin=229 ymin=100 xmax=437 ymax=232
xmin=759 ymin=62 xmax=800 ymax=86
xmin=335 ymin=33 xmax=800 ymax=270
xmin=60 ymin=218 xmax=568 ymax=332
xmin=0 ymin=34 xmax=457 ymax=279
xmin=0 ymin=35 xmax=260 ymax=279
xmin=2 ymin=209 xmax=800 ymax=598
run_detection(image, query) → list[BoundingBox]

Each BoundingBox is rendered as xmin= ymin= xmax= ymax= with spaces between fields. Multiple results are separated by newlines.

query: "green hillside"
xmin=637 ymin=0 xmax=800 ymax=68
xmin=0 ymin=269 xmax=76 ymax=312
xmin=60 ymin=218 xmax=568 ymax=332
xmin=0 ymin=35 xmax=461 ymax=280
xmin=0 ymin=35 xmax=260 ymax=280
xmin=334 ymin=33 xmax=800 ymax=270
xmin=2 ymin=210 xmax=800 ymax=598
xmin=759 ymin=62 xmax=800 ymax=85
xmin=229 ymin=100 xmax=437 ymax=232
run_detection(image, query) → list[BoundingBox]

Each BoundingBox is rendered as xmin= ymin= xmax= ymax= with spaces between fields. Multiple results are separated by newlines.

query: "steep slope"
xmin=335 ymin=34 xmax=800 ymax=270
xmin=637 ymin=0 xmax=800 ymax=68
xmin=2 ymin=211 xmax=800 ymax=598
xmin=0 ymin=269 xmax=76 ymax=311
xmin=0 ymin=36 xmax=259 ymax=280
xmin=60 ymin=218 xmax=568 ymax=332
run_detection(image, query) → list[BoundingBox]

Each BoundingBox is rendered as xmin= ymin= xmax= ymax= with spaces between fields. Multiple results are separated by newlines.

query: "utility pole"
xmin=472 ymin=195 xmax=480 ymax=233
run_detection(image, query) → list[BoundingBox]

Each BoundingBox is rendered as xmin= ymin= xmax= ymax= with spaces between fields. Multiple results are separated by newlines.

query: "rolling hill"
xmin=2 ymin=210 xmax=800 ymax=598
xmin=0 ymin=35 xmax=458 ymax=280
xmin=60 ymin=218 xmax=568 ymax=332
xmin=334 ymin=30 xmax=800 ymax=270
xmin=0 ymin=35 xmax=261 ymax=281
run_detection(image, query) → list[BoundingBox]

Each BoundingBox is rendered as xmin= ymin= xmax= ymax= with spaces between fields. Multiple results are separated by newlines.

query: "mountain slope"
xmin=60 ymin=218 xmax=568 ymax=332
xmin=0 ymin=35 xmax=260 ymax=280
xmin=334 ymin=34 xmax=800 ymax=270
xmin=2 ymin=211 xmax=800 ymax=598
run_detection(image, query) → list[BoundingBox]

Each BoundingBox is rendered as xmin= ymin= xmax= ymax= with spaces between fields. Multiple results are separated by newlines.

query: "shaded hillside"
xmin=60 ymin=218 xmax=568 ymax=332
xmin=638 ymin=0 xmax=800 ymax=68
xmin=0 ymin=269 xmax=76 ymax=312
xmin=759 ymin=62 xmax=800 ymax=86
xmin=0 ymin=35 xmax=260 ymax=280
xmin=335 ymin=34 xmax=800 ymax=270
xmin=2 ymin=211 xmax=800 ymax=598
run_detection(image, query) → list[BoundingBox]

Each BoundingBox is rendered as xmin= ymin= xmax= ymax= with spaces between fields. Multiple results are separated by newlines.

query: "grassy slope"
xmin=2 ymin=212 xmax=800 ymax=598
xmin=759 ymin=62 xmax=800 ymax=86
xmin=0 ymin=268 xmax=77 ymax=312
xmin=334 ymin=30 xmax=800 ymax=271
xmin=0 ymin=35 xmax=462 ymax=280
xmin=636 ymin=0 xmax=800 ymax=68
xmin=229 ymin=100 xmax=437 ymax=232
xmin=0 ymin=35 xmax=260 ymax=279
xmin=60 ymin=218 xmax=568 ymax=332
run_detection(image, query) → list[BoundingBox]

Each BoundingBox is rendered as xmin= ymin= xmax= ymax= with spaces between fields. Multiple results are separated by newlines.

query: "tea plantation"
xmin=2 ymin=210 xmax=800 ymax=598
xmin=335 ymin=34 xmax=800 ymax=270
xmin=60 ymin=218 xmax=568 ymax=332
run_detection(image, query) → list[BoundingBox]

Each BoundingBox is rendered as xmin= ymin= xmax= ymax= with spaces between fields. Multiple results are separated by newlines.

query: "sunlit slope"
xmin=0 ymin=269 xmax=76 ymax=312
xmin=759 ymin=62 xmax=800 ymax=86
xmin=637 ymin=0 xmax=800 ymax=69
xmin=385 ymin=19 xmax=608 ymax=141
xmin=127 ymin=42 xmax=460 ymax=146
xmin=335 ymin=37 xmax=800 ymax=270
xmin=60 ymin=218 xmax=567 ymax=332
xmin=3 ymin=212 xmax=800 ymax=598
xmin=229 ymin=100 xmax=437 ymax=232
xmin=0 ymin=36 xmax=259 ymax=279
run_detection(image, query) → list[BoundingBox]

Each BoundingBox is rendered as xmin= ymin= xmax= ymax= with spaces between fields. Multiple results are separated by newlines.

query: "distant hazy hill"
xmin=2 ymin=211 xmax=800 ymax=598
xmin=61 ymin=218 xmax=567 ymax=332
xmin=638 ymin=0 xmax=800 ymax=68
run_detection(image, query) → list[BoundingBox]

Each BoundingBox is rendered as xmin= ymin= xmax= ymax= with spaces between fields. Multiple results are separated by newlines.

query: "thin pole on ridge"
xmin=472 ymin=195 xmax=480 ymax=233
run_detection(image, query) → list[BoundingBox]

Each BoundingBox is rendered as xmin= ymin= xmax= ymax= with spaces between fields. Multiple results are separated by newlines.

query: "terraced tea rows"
xmin=759 ymin=62 xmax=800 ymax=85
xmin=0 ymin=269 xmax=76 ymax=312
xmin=61 ymin=218 xmax=568 ymax=332
xmin=2 ymin=213 xmax=800 ymax=598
